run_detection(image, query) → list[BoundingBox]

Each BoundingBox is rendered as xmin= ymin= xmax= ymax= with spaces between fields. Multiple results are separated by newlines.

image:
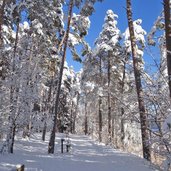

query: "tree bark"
xmin=0 ymin=0 xmax=5 ymax=46
xmin=0 ymin=0 xmax=6 ymax=81
xmin=42 ymin=94 xmax=47 ymax=141
xmin=70 ymin=100 xmax=74 ymax=133
xmin=10 ymin=123 xmax=16 ymax=153
xmin=84 ymin=101 xmax=88 ymax=135
xmin=108 ymin=53 xmax=112 ymax=142
xmin=126 ymin=0 xmax=151 ymax=161
xmin=121 ymin=60 xmax=126 ymax=148
xmin=48 ymin=0 xmax=73 ymax=154
xmin=112 ymin=116 xmax=114 ymax=138
xmin=163 ymin=0 xmax=171 ymax=99
xmin=8 ymin=15 xmax=20 ymax=154
xmin=98 ymin=56 xmax=102 ymax=142
xmin=74 ymin=92 xmax=79 ymax=133
xmin=98 ymin=97 xmax=102 ymax=141
xmin=42 ymin=121 xmax=47 ymax=141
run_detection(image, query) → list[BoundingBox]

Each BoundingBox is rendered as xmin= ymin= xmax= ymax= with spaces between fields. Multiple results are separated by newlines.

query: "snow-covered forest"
xmin=0 ymin=0 xmax=171 ymax=171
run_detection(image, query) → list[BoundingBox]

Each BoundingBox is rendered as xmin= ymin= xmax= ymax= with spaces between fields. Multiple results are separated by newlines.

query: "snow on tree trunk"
xmin=126 ymin=0 xmax=151 ymax=161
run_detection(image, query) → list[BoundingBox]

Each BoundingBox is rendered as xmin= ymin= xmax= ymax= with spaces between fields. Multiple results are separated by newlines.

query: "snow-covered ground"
xmin=0 ymin=133 xmax=156 ymax=171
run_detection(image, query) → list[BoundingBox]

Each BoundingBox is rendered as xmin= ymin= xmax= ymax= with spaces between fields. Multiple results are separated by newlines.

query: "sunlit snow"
xmin=0 ymin=133 xmax=155 ymax=171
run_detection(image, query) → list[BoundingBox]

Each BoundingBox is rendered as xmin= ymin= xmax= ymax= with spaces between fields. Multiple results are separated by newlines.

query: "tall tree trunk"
xmin=98 ymin=97 xmax=102 ymax=142
xmin=10 ymin=122 xmax=16 ymax=153
xmin=84 ymin=101 xmax=88 ymax=135
xmin=163 ymin=3 xmax=171 ymax=169
xmin=121 ymin=61 xmax=126 ymax=148
xmin=42 ymin=77 xmax=53 ymax=141
xmin=163 ymin=0 xmax=171 ymax=99
xmin=48 ymin=0 xmax=73 ymax=154
xmin=72 ymin=92 xmax=79 ymax=134
xmin=0 ymin=0 xmax=5 ymax=46
xmin=0 ymin=1 xmax=7 ymax=142
xmin=70 ymin=100 xmax=74 ymax=133
xmin=8 ymin=16 xmax=20 ymax=154
xmin=42 ymin=121 xmax=47 ymax=141
xmin=42 ymin=94 xmax=47 ymax=141
xmin=120 ymin=108 xmax=125 ymax=147
xmin=98 ymin=56 xmax=102 ymax=142
xmin=42 ymin=96 xmax=47 ymax=141
xmin=0 ymin=0 xmax=6 ymax=81
xmin=111 ymin=98 xmax=116 ymax=146
xmin=42 ymin=113 xmax=47 ymax=141
xmin=112 ymin=116 xmax=114 ymax=138
xmin=6 ymin=120 xmax=16 ymax=153
xmin=126 ymin=0 xmax=151 ymax=161
xmin=108 ymin=54 xmax=112 ymax=142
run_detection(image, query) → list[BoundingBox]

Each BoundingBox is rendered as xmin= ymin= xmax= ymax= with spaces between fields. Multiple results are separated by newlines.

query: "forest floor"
xmin=0 ymin=133 xmax=157 ymax=171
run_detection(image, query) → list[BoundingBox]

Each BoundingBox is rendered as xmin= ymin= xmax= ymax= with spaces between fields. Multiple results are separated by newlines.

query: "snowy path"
xmin=0 ymin=134 xmax=156 ymax=171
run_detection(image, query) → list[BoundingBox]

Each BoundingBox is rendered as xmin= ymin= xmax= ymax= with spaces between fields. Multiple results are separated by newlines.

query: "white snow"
xmin=69 ymin=33 xmax=80 ymax=46
xmin=23 ymin=22 xmax=30 ymax=30
xmin=105 ymin=10 xmax=118 ymax=21
xmin=32 ymin=19 xmax=43 ymax=35
xmin=71 ymin=13 xmax=90 ymax=35
xmin=0 ymin=133 xmax=156 ymax=171
xmin=123 ymin=19 xmax=146 ymax=56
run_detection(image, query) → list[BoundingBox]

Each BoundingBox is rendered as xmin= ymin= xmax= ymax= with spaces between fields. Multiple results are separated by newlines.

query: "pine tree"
xmin=48 ymin=0 xmax=74 ymax=154
xmin=94 ymin=10 xmax=122 ymax=143
xmin=126 ymin=0 xmax=151 ymax=161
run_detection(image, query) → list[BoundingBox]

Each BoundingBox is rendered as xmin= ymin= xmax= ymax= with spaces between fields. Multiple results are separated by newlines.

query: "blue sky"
xmin=67 ymin=0 xmax=163 ymax=72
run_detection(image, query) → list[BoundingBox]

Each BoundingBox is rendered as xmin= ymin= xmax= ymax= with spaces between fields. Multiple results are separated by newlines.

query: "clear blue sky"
xmin=66 ymin=0 xmax=163 ymax=72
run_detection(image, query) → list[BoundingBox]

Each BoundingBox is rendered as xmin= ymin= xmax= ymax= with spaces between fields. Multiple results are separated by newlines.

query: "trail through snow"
xmin=0 ymin=133 xmax=156 ymax=171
